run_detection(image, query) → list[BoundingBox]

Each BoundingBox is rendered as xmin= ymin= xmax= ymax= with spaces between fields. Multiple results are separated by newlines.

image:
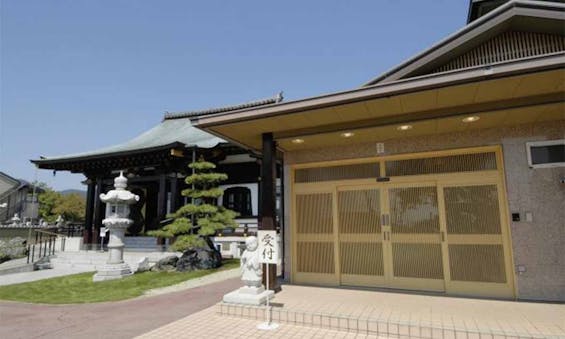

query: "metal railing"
xmin=56 ymin=224 xmax=84 ymax=238
xmin=216 ymin=222 xmax=258 ymax=237
xmin=27 ymin=229 xmax=65 ymax=264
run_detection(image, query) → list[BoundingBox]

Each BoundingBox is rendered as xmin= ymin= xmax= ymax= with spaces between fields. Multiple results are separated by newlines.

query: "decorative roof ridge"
xmin=163 ymin=92 xmax=284 ymax=121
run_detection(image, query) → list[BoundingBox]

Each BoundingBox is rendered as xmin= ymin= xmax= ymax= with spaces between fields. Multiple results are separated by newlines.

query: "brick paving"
xmin=142 ymin=285 xmax=565 ymax=339
xmin=3 ymin=275 xmax=564 ymax=338
xmin=137 ymin=306 xmax=388 ymax=339
xmin=0 ymin=277 xmax=242 ymax=339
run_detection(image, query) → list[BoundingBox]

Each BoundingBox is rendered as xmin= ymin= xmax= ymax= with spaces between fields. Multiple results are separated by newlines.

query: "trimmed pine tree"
xmin=148 ymin=157 xmax=238 ymax=252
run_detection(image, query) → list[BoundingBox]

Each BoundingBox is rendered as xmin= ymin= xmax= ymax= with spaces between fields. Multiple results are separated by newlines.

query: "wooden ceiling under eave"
xmin=206 ymin=66 xmax=565 ymax=152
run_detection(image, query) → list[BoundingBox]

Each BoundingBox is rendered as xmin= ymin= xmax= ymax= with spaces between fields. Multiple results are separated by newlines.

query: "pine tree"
xmin=148 ymin=157 xmax=238 ymax=252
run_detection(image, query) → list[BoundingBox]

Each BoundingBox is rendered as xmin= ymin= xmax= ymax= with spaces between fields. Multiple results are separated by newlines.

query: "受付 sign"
xmin=257 ymin=230 xmax=278 ymax=264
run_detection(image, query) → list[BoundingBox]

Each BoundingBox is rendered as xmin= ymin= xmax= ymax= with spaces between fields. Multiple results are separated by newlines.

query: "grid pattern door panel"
xmin=296 ymin=193 xmax=333 ymax=234
xmin=389 ymin=186 xmax=444 ymax=281
xmin=385 ymin=152 xmax=497 ymax=177
xmin=444 ymin=185 xmax=501 ymax=234
xmin=443 ymin=185 xmax=507 ymax=284
xmin=338 ymin=189 xmax=381 ymax=234
xmin=295 ymin=193 xmax=336 ymax=276
xmin=337 ymin=189 xmax=384 ymax=279
xmin=295 ymin=163 xmax=379 ymax=183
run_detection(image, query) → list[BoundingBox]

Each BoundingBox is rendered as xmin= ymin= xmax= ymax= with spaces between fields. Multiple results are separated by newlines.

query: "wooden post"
xmin=157 ymin=174 xmax=167 ymax=222
xmin=92 ymin=178 xmax=104 ymax=247
xmin=169 ymin=175 xmax=178 ymax=213
xmin=83 ymin=179 xmax=95 ymax=245
xmin=260 ymin=133 xmax=281 ymax=292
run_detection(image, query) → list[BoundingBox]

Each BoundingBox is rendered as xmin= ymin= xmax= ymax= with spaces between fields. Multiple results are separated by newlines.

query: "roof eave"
xmin=191 ymin=53 xmax=565 ymax=130
xmin=31 ymin=142 xmax=187 ymax=167
xmin=362 ymin=0 xmax=565 ymax=86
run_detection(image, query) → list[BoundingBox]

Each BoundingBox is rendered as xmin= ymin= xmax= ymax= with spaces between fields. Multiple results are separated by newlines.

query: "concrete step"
xmin=0 ymin=257 xmax=35 ymax=275
xmin=50 ymin=251 xmax=180 ymax=272
xmin=0 ymin=263 xmax=34 ymax=275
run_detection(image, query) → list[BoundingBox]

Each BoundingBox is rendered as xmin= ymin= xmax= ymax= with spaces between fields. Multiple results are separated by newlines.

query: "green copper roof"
xmin=32 ymin=94 xmax=283 ymax=165
xmin=33 ymin=117 xmax=225 ymax=164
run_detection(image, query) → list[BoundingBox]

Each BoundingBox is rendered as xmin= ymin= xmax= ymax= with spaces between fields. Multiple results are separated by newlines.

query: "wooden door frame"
xmin=289 ymin=145 xmax=516 ymax=298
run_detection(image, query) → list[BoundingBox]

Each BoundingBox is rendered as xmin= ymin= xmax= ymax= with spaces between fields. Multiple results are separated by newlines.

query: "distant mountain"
xmin=59 ymin=189 xmax=87 ymax=198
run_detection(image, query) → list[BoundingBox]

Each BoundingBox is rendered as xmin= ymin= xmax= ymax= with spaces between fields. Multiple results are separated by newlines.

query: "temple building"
xmin=32 ymin=95 xmax=284 ymax=252
xmin=189 ymin=0 xmax=565 ymax=301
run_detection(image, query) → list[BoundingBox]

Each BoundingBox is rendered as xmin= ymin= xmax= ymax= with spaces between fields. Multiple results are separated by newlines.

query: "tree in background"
xmin=38 ymin=187 xmax=86 ymax=223
xmin=53 ymin=193 xmax=86 ymax=222
xmin=38 ymin=188 xmax=61 ymax=223
xmin=148 ymin=157 xmax=238 ymax=252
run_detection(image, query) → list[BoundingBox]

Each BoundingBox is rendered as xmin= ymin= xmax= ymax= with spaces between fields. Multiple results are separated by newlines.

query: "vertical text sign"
xmin=257 ymin=230 xmax=278 ymax=264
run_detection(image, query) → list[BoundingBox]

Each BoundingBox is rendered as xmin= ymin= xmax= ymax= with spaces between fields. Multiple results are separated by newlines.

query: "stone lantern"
xmin=93 ymin=171 xmax=139 ymax=282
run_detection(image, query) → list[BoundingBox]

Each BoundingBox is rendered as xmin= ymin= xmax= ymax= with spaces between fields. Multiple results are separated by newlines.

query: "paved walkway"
xmin=0 ymin=257 xmax=29 ymax=270
xmin=144 ymin=285 xmax=565 ymax=338
xmin=268 ymin=285 xmax=565 ymax=338
xmin=143 ymin=268 xmax=240 ymax=296
xmin=0 ymin=267 xmax=92 ymax=286
xmin=138 ymin=305 xmax=388 ymax=339
xmin=0 ymin=277 xmax=242 ymax=339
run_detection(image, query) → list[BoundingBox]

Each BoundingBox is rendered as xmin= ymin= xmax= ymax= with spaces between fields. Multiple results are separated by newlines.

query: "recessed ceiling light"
xmin=462 ymin=116 xmax=480 ymax=123
xmin=291 ymin=138 xmax=304 ymax=144
xmin=340 ymin=132 xmax=355 ymax=138
xmin=397 ymin=125 xmax=413 ymax=131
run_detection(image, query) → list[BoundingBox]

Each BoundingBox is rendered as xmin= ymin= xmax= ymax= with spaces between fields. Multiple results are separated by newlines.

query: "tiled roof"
xmin=31 ymin=94 xmax=283 ymax=165
xmin=163 ymin=92 xmax=283 ymax=120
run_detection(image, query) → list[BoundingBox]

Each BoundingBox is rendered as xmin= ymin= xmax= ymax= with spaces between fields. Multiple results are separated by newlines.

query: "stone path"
xmin=0 ymin=257 xmax=28 ymax=270
xmin=0 ymin=267 xmax=92 ymax=286
xmin=143 ymin=268 xmax=240 ymax=296
xmin=0 ymin=277 xmax=242 ymax=339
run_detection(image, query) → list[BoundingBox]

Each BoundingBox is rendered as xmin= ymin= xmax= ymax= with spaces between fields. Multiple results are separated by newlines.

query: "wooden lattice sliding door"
xmin=291 ymin=146 xmax=515 ymax=298
xmin=440 ymin=182 xmax=515 ymax=298
xmin=293 ymin=190 xmax=339 ymax=285
xmin=337 ymin=187 xmax=385 ymax=286
xmin=386 ymin=184 xmax=446 ymax=291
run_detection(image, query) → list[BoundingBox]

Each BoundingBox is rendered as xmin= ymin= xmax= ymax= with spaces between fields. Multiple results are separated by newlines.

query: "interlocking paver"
xmin=137 ymin=306 xmax=392 ymax=339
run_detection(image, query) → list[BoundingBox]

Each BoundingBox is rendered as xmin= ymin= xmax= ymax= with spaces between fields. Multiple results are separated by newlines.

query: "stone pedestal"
xmin=93 ymin=263 xmax=132 ymax=282
xmin=93 ymin=223 xmax=132 ymax=282
xmin=222 ymin=236 xmax=274 ymax=305
xmin=93 ymin=172 xmax=139 ymax=282
xmin=223 ymin=286 xmax=274 ymax=305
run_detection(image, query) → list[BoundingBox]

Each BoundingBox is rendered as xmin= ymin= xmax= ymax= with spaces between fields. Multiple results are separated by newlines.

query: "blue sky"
xmin=1 ymin=0 xmax=468 ymax=190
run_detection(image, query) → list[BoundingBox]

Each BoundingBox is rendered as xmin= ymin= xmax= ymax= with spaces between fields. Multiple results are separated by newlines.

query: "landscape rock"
xmin=176 ymin=247 xmax=222 ymax=272
xmin=0 ymin=237 xmax=27 ymax=260
xmin=136 ymin=256 xmax=151 ymax=272
xmin=150 ymin=255 xmax=178 ymax=272
xmin=34 ymin=256 xmax=52 ymax=270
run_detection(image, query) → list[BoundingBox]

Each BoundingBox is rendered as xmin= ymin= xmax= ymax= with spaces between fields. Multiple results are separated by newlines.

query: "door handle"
xmin=380 ymin=214 xmax=390 ymax=226
xmin=441 ymin=231 xmax=445 ymax=242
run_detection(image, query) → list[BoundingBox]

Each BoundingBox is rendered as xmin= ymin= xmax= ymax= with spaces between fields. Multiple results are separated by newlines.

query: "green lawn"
xmin=0 ymin=259 xmax=239 ymax=304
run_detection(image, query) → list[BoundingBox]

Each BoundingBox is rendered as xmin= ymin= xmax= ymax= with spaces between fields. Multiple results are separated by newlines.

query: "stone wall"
xmin=283 ymin=120 xmax=565 ymax=301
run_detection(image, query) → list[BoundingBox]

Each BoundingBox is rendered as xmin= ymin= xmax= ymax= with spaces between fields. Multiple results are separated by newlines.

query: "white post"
xmin=257 ymin=230 xmax=279 ymax=330
xmin=266 ymin=263 xmax=270 ymax=324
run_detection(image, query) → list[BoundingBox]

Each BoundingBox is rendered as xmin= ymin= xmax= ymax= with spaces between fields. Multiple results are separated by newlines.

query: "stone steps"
xmin=50 ymin=251 xmax=179 ymax=272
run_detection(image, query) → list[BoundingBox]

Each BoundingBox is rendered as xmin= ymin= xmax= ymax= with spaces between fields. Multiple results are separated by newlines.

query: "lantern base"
xmin=93 ymin=263 xmax=133 ymax=282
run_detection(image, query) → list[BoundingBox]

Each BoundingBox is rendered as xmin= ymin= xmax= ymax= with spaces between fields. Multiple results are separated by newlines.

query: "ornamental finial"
xmin=114 ymin=171 xmax=127 ymax=190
